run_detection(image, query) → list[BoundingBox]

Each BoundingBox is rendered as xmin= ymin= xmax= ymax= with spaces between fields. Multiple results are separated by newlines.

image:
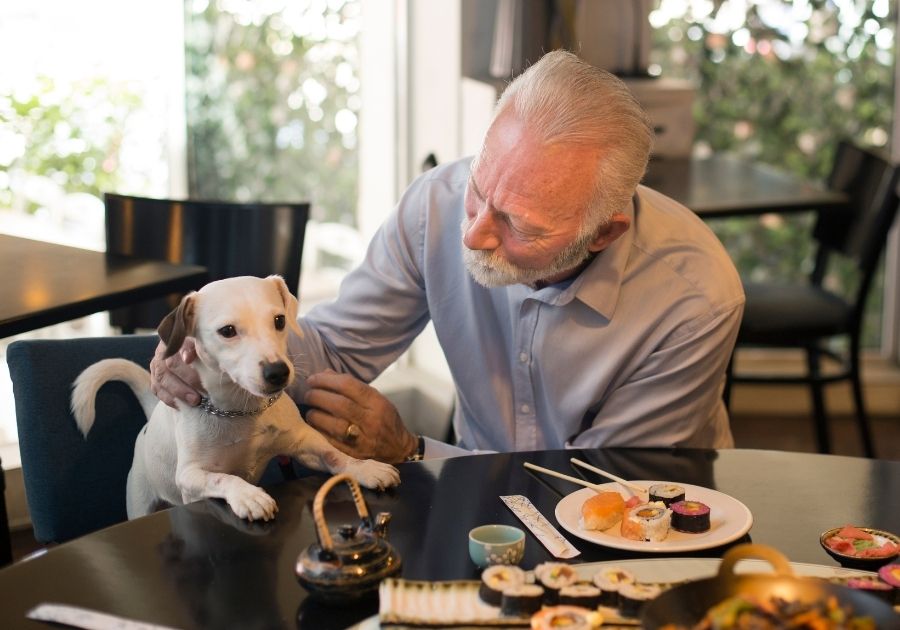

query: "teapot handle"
xmin=312 ymin=473 xmax=371 ymax=553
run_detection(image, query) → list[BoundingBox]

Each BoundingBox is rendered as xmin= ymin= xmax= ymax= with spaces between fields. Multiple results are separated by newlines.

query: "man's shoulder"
xmin=418 ymin=156 xmax=472 ymax=186
xmin=630 ymin=185 xmax=744 ymax=307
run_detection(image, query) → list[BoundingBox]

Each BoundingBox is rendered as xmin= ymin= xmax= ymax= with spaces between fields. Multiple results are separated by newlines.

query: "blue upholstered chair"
xmin=8 ymin=335 xmax=159 ymax=544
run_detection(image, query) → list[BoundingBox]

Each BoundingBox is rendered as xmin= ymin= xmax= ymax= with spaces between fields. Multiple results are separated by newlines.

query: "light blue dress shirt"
xmin=288 ymin=157 xmax=745 ymax=458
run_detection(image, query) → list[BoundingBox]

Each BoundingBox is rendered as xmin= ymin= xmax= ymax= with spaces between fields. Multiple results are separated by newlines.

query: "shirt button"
xmin=521 ymin=404 xmax=530 ymax=413
xmin=519 ymin=352 xmax=528 ymax=363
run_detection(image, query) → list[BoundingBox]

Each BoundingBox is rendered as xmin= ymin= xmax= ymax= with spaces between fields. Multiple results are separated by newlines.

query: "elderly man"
xmin=152 ymin=50 xmax=744 ymax=463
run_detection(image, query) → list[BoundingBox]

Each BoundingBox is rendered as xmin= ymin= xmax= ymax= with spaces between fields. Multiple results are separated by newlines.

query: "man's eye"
xmin=274 ymin=315 xmax=286 ymax=331
xmin=218 ymin=325 xmax=237 ymax=338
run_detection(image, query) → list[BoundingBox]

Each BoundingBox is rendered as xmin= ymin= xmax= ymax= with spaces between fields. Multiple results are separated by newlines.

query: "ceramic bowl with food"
xmin=819 ymin=525 xmax=900 ymax=570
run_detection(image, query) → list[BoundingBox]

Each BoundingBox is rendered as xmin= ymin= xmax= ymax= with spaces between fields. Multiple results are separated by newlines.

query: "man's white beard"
xmin=460 ymin=217 xmax=596 ymax=288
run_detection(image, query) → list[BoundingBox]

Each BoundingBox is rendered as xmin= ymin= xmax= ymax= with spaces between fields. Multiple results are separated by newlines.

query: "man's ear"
xmin=267 ymin=275 xmax=303 ymax=338
xmin=158 ymin=293 xmax=197 ymax=358
xmin=587 ymin=212 xmax=631 ymax=253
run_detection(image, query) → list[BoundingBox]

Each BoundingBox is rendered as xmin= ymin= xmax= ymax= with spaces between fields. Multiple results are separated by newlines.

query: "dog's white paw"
xmin=226 ymin=485 xmax=278 ymax=521
xmin=347 ymin=459 xmax=401 ymax=491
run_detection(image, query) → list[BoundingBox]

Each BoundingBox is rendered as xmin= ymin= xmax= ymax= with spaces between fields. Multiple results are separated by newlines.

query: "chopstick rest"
xmin=500 ymin=495 xmax=580 ymax=559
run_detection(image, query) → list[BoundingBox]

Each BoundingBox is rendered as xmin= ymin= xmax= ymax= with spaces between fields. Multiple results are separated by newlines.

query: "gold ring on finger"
xmin=344 ymin=423 xmax=361 ymax=443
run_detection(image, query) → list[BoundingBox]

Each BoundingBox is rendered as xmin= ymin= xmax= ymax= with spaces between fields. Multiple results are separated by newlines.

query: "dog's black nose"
xmin=263 ymin=361 xmax=290 ymax=387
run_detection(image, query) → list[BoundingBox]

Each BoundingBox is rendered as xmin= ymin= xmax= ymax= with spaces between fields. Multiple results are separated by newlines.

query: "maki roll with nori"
xmin=478 ymin=565 xmax=526 ymax=606
xmin=591 ymin=567 xmax=635 ymax=606
xmin=648 ymin=483 xmax=685 ymax=507
xmin=617 ymin=583 xmax=661 ymax=618
xmin=500 ymin=583 xmax=545 ymax=616
xmin=670 ymin=500 xmax=711 ymax=533
xmin=846 ymin=578 xmax=894 ymax=605
xmin=533 ymin=562 xmax=578 ymax=604
xmin=558 ymin=583 xmax=602 ymax=608
xmin=531 ymin=605 xmax=603 ymax=629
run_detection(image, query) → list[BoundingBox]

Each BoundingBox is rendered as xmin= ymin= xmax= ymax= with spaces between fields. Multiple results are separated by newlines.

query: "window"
xmin=0 ymin=0 xmax=399 ymax=463
xmin=650 ymin=0 xmax=895 ymax=349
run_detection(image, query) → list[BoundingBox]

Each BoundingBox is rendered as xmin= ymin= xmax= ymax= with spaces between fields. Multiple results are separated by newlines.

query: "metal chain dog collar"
xmin=198 ymin=391 xmax=283 ymax=418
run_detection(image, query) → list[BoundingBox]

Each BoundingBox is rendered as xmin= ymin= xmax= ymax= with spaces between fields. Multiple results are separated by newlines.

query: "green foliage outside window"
xmin=183 ymin=0 xmax=361 ymax=228
xmin=0 ymin=77 xmax=142 ymax=214
xmin=650 ymin=0 xmax=895 ymax=346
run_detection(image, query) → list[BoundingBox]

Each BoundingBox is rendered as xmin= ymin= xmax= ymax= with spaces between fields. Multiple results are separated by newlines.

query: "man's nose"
xmin=463 ymin=208 xmax=501 ymax=251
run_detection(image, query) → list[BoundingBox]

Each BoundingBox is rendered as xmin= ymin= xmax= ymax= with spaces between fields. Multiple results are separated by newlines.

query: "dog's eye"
xmin=274 ymin=315 xmax=286 ymax=331
xmin=218 ymin=325 xmax=237 ymax=338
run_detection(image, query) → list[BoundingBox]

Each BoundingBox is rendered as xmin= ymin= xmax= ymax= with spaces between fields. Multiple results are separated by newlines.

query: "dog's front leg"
xmin=175 ymin=462 xmax=278 ymax=522
xmin=288 ymin=424 xmax=401 ymax=490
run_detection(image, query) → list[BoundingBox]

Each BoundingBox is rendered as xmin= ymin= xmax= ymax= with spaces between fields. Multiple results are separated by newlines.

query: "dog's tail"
xmin=71 ymin=359 xmax=157 ymax=437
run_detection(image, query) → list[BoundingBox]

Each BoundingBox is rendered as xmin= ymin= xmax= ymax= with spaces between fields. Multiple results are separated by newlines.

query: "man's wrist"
xmin=404 ymin=434 xmax=425 ymax=462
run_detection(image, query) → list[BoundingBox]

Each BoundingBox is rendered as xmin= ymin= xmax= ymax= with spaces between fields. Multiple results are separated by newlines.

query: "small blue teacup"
xmin=468 ymin=524 xmax=525 ymax=568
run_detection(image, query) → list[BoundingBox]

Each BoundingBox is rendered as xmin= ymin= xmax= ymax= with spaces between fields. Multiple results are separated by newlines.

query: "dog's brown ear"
xmin=158 ymin=293 xmax=197 ymax=358
xmin=267 ymin=275 xmax=303 ymax=338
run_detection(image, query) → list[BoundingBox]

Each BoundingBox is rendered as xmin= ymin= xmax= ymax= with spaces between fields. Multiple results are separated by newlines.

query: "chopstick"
xmin=523 ymin=462 xmax=607 ymax=492
xmin=569 ymin=458 xmax=648 ymax=495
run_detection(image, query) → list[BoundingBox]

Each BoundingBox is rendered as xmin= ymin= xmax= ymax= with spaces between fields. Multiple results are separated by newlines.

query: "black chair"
xmin=105 ymin=194 xmax=310 ymax=333
xmin=725 ymin=141 xmax=900 ymax=458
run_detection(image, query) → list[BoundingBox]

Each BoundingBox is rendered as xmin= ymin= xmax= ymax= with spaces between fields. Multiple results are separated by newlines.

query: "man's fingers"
xmin=150 ymin=340 xmax=202 ymax=407
xmin=304 ymin=409 xmax=368 ymax=457
xmin=305 ymin=371 xmax=369 ymax=401
xmin=304 ymin=387 xmax=359 ymax=420
xmin=303 ymin=407 xmax=345 ymax=441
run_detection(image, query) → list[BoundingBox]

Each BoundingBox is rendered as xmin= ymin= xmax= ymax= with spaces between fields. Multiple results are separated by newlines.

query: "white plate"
xmin=555 ymin=481 xmax=753 ymax=553
xmin=570 ymin=557 xmax=877 ymax=583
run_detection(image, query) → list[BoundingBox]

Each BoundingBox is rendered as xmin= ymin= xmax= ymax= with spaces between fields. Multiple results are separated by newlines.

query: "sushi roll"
xmin=581 ymin=491 xmax=625 ymax=531
xmin=877 ymin=564 xmax=899 ymax=605
xmin=591 ymin=567 xmax=635 ymax=607
xmin=501 ymin=583 xmax=545 ymax=617
xmin=617 ymin=583 xmax=661 ymax=618
xmin=878 ymin=563 xmax=900 ymax=587
xmin=670 ymin=500 xmax=711 ymax=533
xmin=533 ymin=562 xmax=578 ymax=604
xmin=530 ymin=605 xmax=603 ymax=629
xmin=845 ymin=578 xmax=895 ymax=605
xmin=648 ymin=483 xmax=685 ymax=507
xmin=558 ymin=583 xmax=602 ymax=608
xmin=478 ymin=565 xmax=526 ymax=606
xmin=620 ymin=502 xmax=672 ymax=542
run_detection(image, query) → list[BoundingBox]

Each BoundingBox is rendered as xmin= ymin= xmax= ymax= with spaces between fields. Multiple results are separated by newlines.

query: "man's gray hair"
xmin=491 ymin=49 xmax=653 ymax=233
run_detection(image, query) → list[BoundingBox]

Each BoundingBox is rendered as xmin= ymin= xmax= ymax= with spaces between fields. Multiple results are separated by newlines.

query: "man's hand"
xmin=149 ymin=339 xmax=204 ymax=408
xmin=303 ymin=370 xmax=418 ymax=464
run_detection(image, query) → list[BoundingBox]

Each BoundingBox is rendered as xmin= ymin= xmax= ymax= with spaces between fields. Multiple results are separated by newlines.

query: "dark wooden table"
xmin=644 ymin=154 xmax=849 ymax=218
xmin=0 ymin=234 xmax=208 ymax=338
xmin=0 ymin=448 xmax=896 ymax=629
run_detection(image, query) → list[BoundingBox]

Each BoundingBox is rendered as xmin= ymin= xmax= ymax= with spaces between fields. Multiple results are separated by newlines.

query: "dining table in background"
xmin=0 ymin=234 xmax=209 ymax=338
xmin=644 ymin=154 xmax=849 ymax=218
xmin=0 ymin=447 xmax=896 ymax=629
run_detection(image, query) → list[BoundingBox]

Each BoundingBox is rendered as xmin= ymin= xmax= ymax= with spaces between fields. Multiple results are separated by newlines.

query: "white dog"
xmin=71 ymin=275 xmax=400 ymax=521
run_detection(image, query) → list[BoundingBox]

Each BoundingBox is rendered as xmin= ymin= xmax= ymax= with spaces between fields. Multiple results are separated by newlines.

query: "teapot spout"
xmin=374 ymin=512 xmax=392 ymax=538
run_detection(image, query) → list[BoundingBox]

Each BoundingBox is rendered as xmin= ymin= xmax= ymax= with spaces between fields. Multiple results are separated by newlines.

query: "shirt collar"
xmin=539 ymin=194 xmax=637 ymax=320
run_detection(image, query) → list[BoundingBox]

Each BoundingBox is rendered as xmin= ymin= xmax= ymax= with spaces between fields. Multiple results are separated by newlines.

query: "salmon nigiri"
xmin=581 ymin=491 xmax=625 ymax=531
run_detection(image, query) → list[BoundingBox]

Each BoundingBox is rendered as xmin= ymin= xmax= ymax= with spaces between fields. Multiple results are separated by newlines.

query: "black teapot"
xmin=295 ymin=473 xmax=402 ymax=604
